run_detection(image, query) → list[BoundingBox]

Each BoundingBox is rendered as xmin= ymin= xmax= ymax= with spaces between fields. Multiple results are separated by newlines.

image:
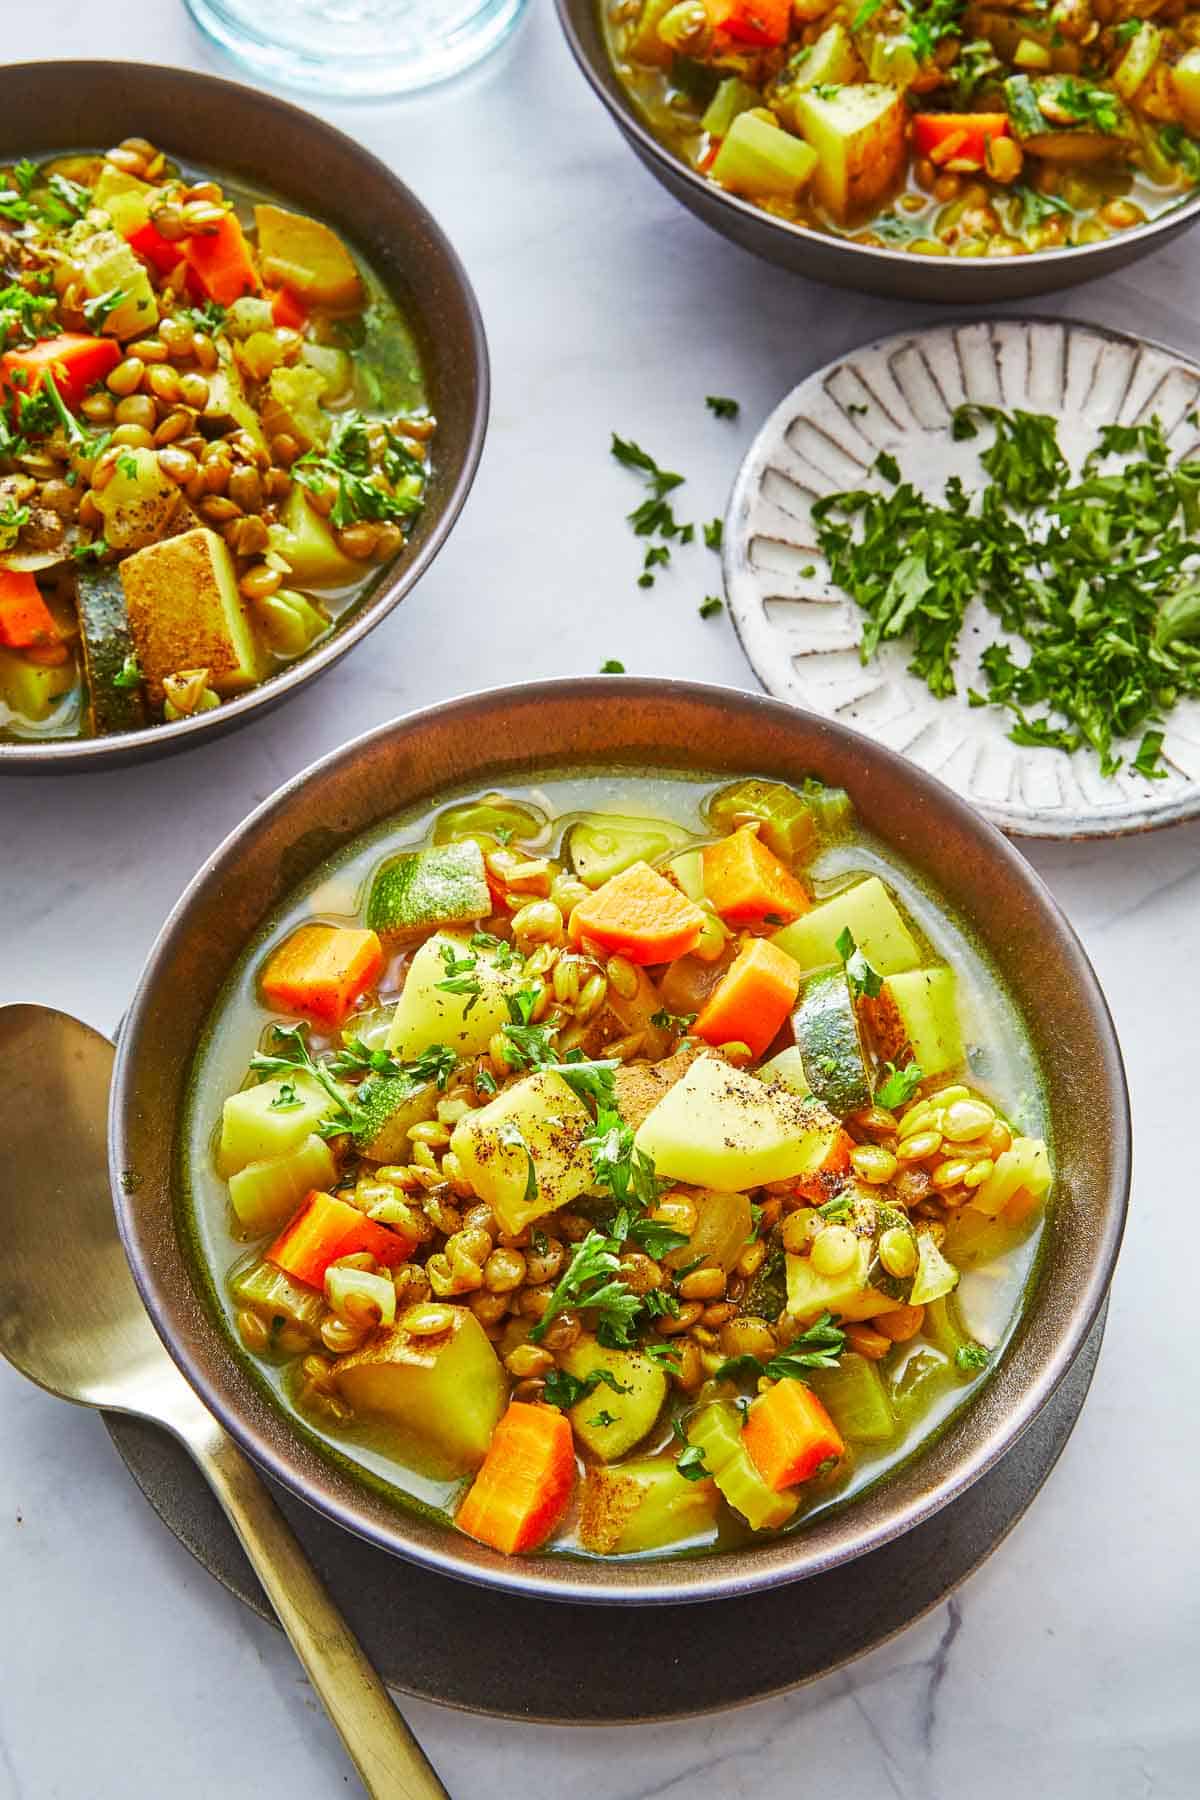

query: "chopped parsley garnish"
xmin=1112 ymin=19 xmax=1142 ymax=44
xmin=897 ymin=0 xmax=966 ymax=62
xmin=269 ymin=1080 xmax=302 ymax=1112
xmin=1050 ymin=77 xmax=1121 ymax=136
xmin=639 ymin=543 xmax=672 ymax=589
xmin=583 ymin=1106 xmax=664 ymax=1211
xmin=705 ymin=395 xmax=739 ymax=420
xmin=182 ymin=299 xmax=228 ymax=335
xmin=818 ymin=1193 xmax=854 ymax=1221
xmin=814 ymin=406 xmax=1200 ymax=778
xmin=704 ymin=518 xmax=723 ymax=551
xmin=294 ymin=410 xmax=424 ymax=531
xmin=876 ymin=1060 xmax=923 ymax=1108
xmin=116 ymin=452 xmax=139 ymax=480
xmin=249 ymin=1024 xmax=361 ymax=1139
xmin=541 ymin=1364 xmax=632 ymax=1411
xmin=650 ymin=1008 xmax=696 ymax=1033
xmin=496 ymin=1119 xmax=538 ymax=1203
xmin=529 ymin=1228 xmax=643 ymax=1347
xmin=0 ymin=281 xmax=56 ymax=348
xmin=672 ymin=1417 xmax=710 ymax=1480
xmin=588 ymin=1409 xmax=617 ymax=1428
xmin=600 ymin=658 xmax=626 ymax=673
xmin=71 ymin=536 xmax=109 ymax=563
xmin=112 ymin=654 xmax=143 ymax=691
xmin=1160 ymin=124 xmax=1200 ymax=184
xmin=955 ymin=1342 xmax=991 ymax=1372
xmin=434 ymin=943 xmax=483 ymax=1012
xmin=836 ymin=925 xmax=883 ymax=999
xmin=81 ymin=286 xmax=128 ymax=331
xmin=953 ymin=38 xmax=1003 ymax=104
xmin=699 ymin=595 xmax=724 ymax=619
xmin=1015 ymin=186 xmax=1073 ymax=232
xmin=626 ymin=1215 xmax=690 ymax=1259
xmin=714 ymin=1312 xmax=846 ymax=1382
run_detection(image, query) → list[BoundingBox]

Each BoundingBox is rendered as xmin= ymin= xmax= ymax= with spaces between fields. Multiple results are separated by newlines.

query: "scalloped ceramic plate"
xmin=724 ymin=318 xmax=1200 ymax=840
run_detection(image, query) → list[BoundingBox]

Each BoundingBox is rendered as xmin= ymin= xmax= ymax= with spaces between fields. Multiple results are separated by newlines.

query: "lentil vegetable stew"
xmin=0 ymin=137 xmax=431 ymax=743
xmin=186 ymin=772 xmax=1052 ymax=1559
xmin=605 ymin=0 xmax=1200 ymax=255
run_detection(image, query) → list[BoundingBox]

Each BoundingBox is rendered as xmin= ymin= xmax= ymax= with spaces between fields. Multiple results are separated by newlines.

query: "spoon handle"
xmin=173 ymin=1397 xmax=448 ymax=1800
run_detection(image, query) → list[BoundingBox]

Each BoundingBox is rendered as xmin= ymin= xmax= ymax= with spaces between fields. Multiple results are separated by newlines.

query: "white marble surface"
xmin=2 ymin=3 xmax=1198 ymax=1795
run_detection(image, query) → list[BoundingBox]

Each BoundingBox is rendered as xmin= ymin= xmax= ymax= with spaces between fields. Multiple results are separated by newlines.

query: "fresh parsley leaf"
xmin=715 ymin=1312 xmax=847 ymax=1381
xmin=434 ymin=942 xmax=482 ymax=1012
xmin=1051 ymin=77 xmax=1121 ymax=135
xmin=1161 ymin=124 xmax=1200 ymax=184
xmin=1132 ymin=728 xmax=1167 ymax=780
xmin=584 ymin=1106 xmax=664 ymax=1211
xmin=1015 ymin=185 xmax=1073 ymax=232
xmin=81 ymin=286 xmax=128 ymax=331
xmin=699 ymin=595 xmax=724 ymax=619
xmin=876 ymin=1060 xmax=923 ymax=1108
xmin=542 ymin=1364 xmax=632 ymax=1411
xmin=875 ymin=450 xmax=901 ymax=485
xmin=836 ymin=925 xmax=883 ymax=999
xmin=497 ymin=1119 xmax=538 ymax=1203
xmin=649 ymin=1008 xmax=696 ymax=1033
xmin=1112 ymin=19 xmax=1142 ymax=43
xmin=116 ymin=452 xmax=139 ymax=480
xmin=112 ymin=653 xmax=143 ymax=691
xmin=611 ymin=434 xmax=684 ymax=495
xmin=589 ymin=1409 xmax=618 ymax=1428
xmin=70 ymin=536 xmax=108 ymax=563
xmin=852 ymin=0 xmax=884 ymax=25
xmin=671 ymin=1417 xmax=710 ymax=1480
xmin=529 ymin=1229 xmax=643 ymax=1346
xmin=627 ymin=1216 xmax=689 ymax=1258
xmin=249 ymin=1024 xmax=361 ymax=1139
xmin=600 ymin=658 xmax=626 ymax=673
xmin=293 ymin=409 xmax=424 ymax=532
xmin=704 ymin=518 xmax=723 ymax=551
xmin=818 ymin=1193 xmax=853 ymax=1222
xmin=269 ymin=1080 xmax=303 ymax=1112
xmin=705 ymin=395 xmax=739 ymax=420
xmin=955 ymin=1342 xmax=991 ymax=1372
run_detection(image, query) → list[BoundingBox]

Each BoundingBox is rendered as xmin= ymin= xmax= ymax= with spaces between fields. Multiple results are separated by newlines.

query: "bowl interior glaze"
xmin=111 ymin=680 xmax=1130 ymax=1604
xmin=555 ymin=0 xmax=1200 ymax=302
xmin=0 ymin=61 xmax=487 ymax=772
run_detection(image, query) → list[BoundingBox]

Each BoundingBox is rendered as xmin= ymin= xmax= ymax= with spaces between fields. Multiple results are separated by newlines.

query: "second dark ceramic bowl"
xmin=0 ymin=62 xmax=488 ymax=774
xmin=109 ymin=679 xmax=1130 ymax=1605
xmin=556 ymin=0 xmax=1200 ymax=302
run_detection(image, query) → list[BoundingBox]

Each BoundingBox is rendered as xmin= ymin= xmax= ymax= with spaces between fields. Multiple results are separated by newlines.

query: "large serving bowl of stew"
xmin=109 ymin=681 xmax=1129 ymax=1601
xmin=0 ymin=63 xmax=487 ymax=771
xmin=556 ymin=0 xmax=1200 ymax=299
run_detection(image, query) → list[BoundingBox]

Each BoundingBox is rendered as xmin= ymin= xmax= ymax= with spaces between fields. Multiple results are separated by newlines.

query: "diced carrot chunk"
xmin=693 ymin=935 xmax=802 ymax=1057
xmin=702 ymin=826 xmax=811 ymax=927
xmin=126 ymin=218 xmax=187 ymax=275
xmin=912 ymin=114 xmax=1010 ymax=169
xmin=456 ymin=1402 xmax=576 ymax=1555
xmin=260 ymin=923 xmax=383 ymax=1028
xmin=742 ymin=1379 xmax=845 ymax=1491
xmin=1 ymin=333 xmax=121 ymax=412
xmin=185 ymin=213 xmax=260 ymax=306
xmin=267 ymin=1190 xmax=410 ymax=1289
xmin=0 ymin=571 xmax=58 ymax=650
xmin=568 ymin=860 xmax=705 ymax=965
xmin=711 ymin=0 xmax=790 ymax=47
xmin=267 ymin=285 xmax=309 ymax=331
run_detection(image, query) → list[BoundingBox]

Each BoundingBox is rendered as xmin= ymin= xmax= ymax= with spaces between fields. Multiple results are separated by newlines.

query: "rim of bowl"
xmin=553 ymin=0 xmax=1200 ymax=287
xmin=109 ymin=677 xmax=1132 ymax=1604
xmin=0 ymin=61 xmax=490 ymax=772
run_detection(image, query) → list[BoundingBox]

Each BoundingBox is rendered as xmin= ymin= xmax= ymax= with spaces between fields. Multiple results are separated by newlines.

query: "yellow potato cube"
xmin=254 ymin=204 xmax=364 ymax=310
xmin=793 ymin=83 xmax=906 ymax=221
xmin=634 ymin=1053 xmax=841 ymax=1191
xmin=120 ymin=526 xmax=264 ymax=705
xmin=450 ymin=1070 xmax=595 ymax=1237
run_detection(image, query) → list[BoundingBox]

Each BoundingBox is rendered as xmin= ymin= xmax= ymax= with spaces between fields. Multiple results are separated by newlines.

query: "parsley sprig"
xmin=294 ymin=410 xmax=425 ymax=531
xmin=714 ymin=1312 xmax=847 ymax=1382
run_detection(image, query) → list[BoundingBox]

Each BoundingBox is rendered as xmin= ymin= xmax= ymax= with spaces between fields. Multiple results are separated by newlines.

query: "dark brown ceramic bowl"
xmin=0 ymin=62 xmax=487 ymax=775
xmin=110 ymin=680 xmax=1130 ymax=1604
xmin=556 ymin=0 xmax=1200 ymax=302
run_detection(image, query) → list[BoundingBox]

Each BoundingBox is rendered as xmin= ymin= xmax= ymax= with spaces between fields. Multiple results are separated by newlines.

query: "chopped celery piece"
xmin=432 ymin=795 xmax=547 ymax=847
xmin=706 ymin=777 xmax=817 ymax=860
xmin=1114 ymin=24 xmax=1161 ymax=101
xmin=712 ymin=113 xmax=819 ymax=202
xmin=569 ymin=815 xmax=689 ymax=888
xmin=685 ymin=1403 xmax=798 ymax=1531
xmin=702 ymin=78 xmax=760 ymax=138
xmin=230 ymin=1257 xmax=326 ymax=1342
xmin=809 ymin=1352 xmax=896 ymax=1444
xmin=889 ymin=1347 xmax=949 ymax=1413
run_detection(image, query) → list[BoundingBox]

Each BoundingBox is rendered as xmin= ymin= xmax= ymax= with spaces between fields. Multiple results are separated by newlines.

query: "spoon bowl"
xmin=0 ymin=1002 xmax=446 ymax=1800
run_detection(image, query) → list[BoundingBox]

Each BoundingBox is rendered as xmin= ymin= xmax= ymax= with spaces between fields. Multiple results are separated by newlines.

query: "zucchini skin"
xmin=76 ymin=564 xmax=146 ymax=735
xmin=794 ymin=969 xmax=872 ymax=1115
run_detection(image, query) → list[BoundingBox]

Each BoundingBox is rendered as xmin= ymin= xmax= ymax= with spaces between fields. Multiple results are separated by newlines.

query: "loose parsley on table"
xmin=705 ymin=395 xmax=739 ymax=420
xmin=812 ymin=405 xmax=1200 ymax=779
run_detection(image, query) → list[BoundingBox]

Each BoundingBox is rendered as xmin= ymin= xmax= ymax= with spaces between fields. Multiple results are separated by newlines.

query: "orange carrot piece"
xmin=267 ymin=284 xmax=309 ymax=331
xmin=260 ymin=923 xmax=383 ymax=1028
xmin=456 ymin=1402 xmax=576 ymax=1555
xmin=711 ymin=0 xmax=790 ymax=46
xmin=185 ymin=212 xmax=260 ymax=306
xmin=567 ymin=860 xmax=705 ymax=965
xmin=267 ymin=1190 xmax=410 ymax=1289
xmin=693 ymin=936 xmax=802 ymax=1057
xmin=912 ymin=114 xmax=1010 ymax=169
xmin=789 ymin=1125 xmax=855 ymax=1202
xmin=702 ymin=826 xmax=811 ymax=927
xmin=1 ymin=332 xmax=121 ymax=411
xmin=0 ymin=571 xmax=58 ymax=650
xmin=742 ymin=1380 xmax=845 ymax=1491
xmin=126 ymin=218 xmax=187 ymax=276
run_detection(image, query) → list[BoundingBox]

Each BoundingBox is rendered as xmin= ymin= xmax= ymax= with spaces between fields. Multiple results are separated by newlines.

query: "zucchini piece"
xmin=705 ymin=777 xmax=818 ymax=861
xmin=633 ymin=1054 xmax=846 ymax=1190
xmin=120 ymin=526 xmax=265 ymax=706
xmin=579 ymin=1458 xmax=720 ymax=1555
xmin=449 ymin=1070 xmax=595 ymax=1236
xmin=229 ymin=1257 xmax=326 ymax=1344
xmin=0 ymin=645 xmax=77 ymax=722
xmin=712 ymin=113 xmax=819 ymax=202
xmin=75 ymin=564 xmax=146 ymax=735
xmin=859 ymin=967 xmax=964 ymax=1079
xmin=702 ymin=78 xmax=761 ymax=138
xmin=792 ymin=83 xmax=906 ymax=221
xmin=560 ymin=1336 xmax=667 ymax=1461
xmin=909 ymin=1231 xmax=960 ymax=1306
xmin=1004 ymin=74 xmax=1134 ymax=162
xmin=351 ymin=1071 xmax=439 ymax=1162
xmin=684 ymin=1403 xmax=798 ymax=1531
xmin=366 ymin=839 xmax=491 ymax=941
xmin=808 ymin=1351 xmax=897 ymax=1444
xmin=772 ymin=875 xmax=919 ymax=975
xmin=227 ymin=1133 xmax=337 ymax=1236
xmin=218 ymin=1072 xmax=333 ymax=1176
xmin=793 ymin=969 xmax=871 ymax=1115
xmin=386 ymin=930 xmax=522 ymax=1059
xmin=568 ymin=814 xmax=690 ymax=889
xmin=332 ymin=1307 xmax=506 ymax=1472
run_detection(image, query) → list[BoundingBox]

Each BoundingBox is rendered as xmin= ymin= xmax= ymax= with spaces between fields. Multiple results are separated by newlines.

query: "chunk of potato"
xmin=68 ymin=221 xmax=159 ymax=340
xmin=560 ymin=1336 xmax=667 ymax=1460
xmin=450 ymin=1070 xmax=594 ymax=1237
xmin=786 ymin=1241 xmax=895 ymax=1322
xmin=254 ymin=203 xmax=364 ymax=310
xmin=92 ymin=445 xmax=188 ymax=550
xmin=261 ymin=364 xmax=330 ymax=452
xmin=227 ymin=1134 xmax=336 ymax=1236
xmin=1174 ymin=49 xmax=1200 ymax=132
xmin=634 ymin=1053 xmax=846 ymax=1190
xmin=267 ymin=482 xmax=363 ymax=587
xmin=120 ymin=526 xmax=264 ymax=705
xmin=332 ymin=1307 xmax=506 ymax=1472
xmin=793 ymin=83 xmax=906 ymax=221
xmin=92 ymin=164 xmax=154 ymax=237
xmin=218 ymin=1072 xmax=332 ymax=1175
xmin=579 ymin=1459 xmax=720 ymax=1555
xmin=386 ymin=930 xmax=523 ymax=1060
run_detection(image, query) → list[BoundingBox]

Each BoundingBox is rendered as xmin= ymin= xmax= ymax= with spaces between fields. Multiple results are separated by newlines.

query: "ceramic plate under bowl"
xmin=724 ymin=317 xmax=1200 ymax=840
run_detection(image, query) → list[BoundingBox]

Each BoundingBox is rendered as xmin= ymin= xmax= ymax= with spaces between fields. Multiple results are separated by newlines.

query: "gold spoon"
xmin=0 ymin=1003 xmax=448 ymax=1800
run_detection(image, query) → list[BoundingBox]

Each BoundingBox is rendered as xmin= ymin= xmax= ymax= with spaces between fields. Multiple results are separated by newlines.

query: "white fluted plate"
xmin=724 ymin=318 xmax=1200 ymax=839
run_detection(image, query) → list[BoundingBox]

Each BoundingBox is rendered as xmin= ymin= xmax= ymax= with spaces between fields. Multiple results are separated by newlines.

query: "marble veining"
xmin=1 ymin=1 xmax=1198 ymax=1795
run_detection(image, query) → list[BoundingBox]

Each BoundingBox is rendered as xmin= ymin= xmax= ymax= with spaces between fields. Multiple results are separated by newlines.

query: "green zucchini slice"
xmin=793 ymin=968 xmax=872 ymax=1115
xmin=366 ymin=839 xmax=491 ymax=941
xmin=76 ymin=564 xmax=146 ymax=735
